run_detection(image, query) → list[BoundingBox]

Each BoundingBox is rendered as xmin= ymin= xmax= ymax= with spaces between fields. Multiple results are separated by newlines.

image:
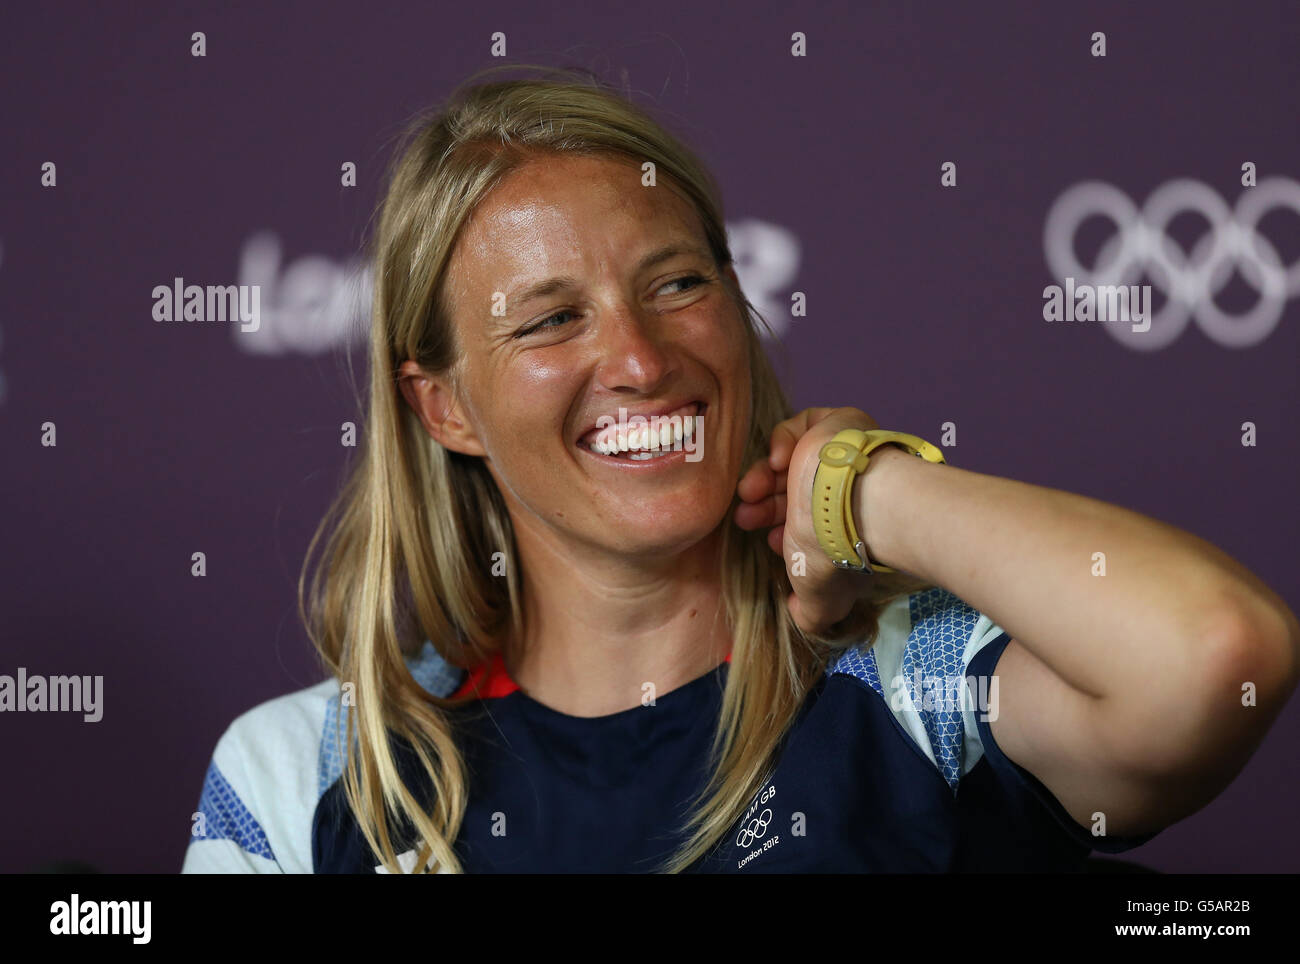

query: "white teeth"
xmin=586 ymin=410 xmax=699 ymax=457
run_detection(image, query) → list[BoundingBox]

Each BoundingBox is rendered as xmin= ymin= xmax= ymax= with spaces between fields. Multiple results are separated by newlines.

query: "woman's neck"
xmin=502 ymin=524 xmax=732 ymax=718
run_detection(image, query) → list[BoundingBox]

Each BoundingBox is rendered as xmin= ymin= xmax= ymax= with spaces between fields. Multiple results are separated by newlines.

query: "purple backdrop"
xmin=2 ymin=0 xmax=1297 ymax=873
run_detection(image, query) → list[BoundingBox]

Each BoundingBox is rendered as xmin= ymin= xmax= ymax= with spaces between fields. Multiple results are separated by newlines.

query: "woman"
xmin=182 ymin=66 xmax=1299 ymax=874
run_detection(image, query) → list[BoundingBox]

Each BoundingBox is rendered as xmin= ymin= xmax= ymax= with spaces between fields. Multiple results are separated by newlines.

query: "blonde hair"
xmin=299 ymin=64 xmax=934 ymax=874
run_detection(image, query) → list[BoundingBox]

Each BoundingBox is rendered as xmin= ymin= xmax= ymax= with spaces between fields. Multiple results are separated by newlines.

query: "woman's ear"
xmin=397 ymin=360 xmax=487 ymax=457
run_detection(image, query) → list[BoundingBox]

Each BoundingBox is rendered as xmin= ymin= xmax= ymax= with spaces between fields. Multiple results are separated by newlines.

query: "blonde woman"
xmin=182 ymin=66 xmax=1299 ymax=874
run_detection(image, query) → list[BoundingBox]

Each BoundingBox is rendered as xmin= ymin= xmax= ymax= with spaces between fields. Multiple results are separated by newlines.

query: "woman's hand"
xmin=734 ymin=407 xmax=882 ymax=636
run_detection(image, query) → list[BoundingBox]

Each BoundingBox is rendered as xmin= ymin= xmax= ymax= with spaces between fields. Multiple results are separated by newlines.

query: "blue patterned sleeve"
xmin=829 ymin=587 xmax=999 ymax=788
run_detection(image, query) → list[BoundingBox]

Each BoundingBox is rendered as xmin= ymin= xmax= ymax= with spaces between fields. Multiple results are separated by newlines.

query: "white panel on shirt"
xmin=182 ymin=640 xmax=466 ymax=873
xmin=182 ymin=678 xmax=338 ymax=873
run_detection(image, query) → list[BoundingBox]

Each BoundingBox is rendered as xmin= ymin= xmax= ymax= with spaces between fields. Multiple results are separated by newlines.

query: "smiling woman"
xmin=181 ymin=64 xmax=1299 ymax=875
xmin=302 ymin=64 xmax=937 ymax=873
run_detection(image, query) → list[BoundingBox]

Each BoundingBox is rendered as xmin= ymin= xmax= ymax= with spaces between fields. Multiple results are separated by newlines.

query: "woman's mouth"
xmin=576 ymin=401 xmax=706 ymax=462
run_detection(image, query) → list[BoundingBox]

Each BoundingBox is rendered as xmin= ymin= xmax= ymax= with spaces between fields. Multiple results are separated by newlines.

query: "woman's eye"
xmin=517 ymin=310 xmax=575 ymax=337
xmin=515 ymin=276 xmax=707 ymax=338
xmin=659 ymin=274 xmax=706 ymax=295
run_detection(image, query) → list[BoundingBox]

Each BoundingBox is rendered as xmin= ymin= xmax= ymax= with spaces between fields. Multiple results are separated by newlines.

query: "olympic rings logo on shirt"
xmin=736 ymin=808 xmax=772 ymax=849
xmin=1043 ymin=177 xmax=1300 ymax=350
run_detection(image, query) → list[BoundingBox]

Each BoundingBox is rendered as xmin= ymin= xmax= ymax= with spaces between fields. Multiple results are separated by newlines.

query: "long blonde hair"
xmin=299 ymin=64 xmax=934 ymax=874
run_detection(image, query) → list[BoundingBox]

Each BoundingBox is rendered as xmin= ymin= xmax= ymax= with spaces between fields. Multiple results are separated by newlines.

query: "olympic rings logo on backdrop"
xmin=1043 ymin=177 xmax=1300 ymax=350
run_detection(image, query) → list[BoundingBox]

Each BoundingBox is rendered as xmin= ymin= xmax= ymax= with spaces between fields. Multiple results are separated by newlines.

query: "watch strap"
xmin=812 ymin=429 xmax=945 ymax=572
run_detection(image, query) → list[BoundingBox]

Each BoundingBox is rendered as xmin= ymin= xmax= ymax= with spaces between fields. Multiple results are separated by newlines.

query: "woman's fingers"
xmin=767 ymin=524 xmax=784 ymax=556
xmin=736 ymin=459 xmax=787 ymax=503
xmin=733 ymin=491 xmax=787 ymax=531
xmin=767 ymin=407 xmax=836 ymax=473
xmin=736 ymin=458 xmax=775 ymax=503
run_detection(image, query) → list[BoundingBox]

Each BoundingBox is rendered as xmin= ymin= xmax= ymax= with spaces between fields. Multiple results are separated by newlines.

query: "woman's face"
xmin=418 ymin=152 xmax=753 ymax=561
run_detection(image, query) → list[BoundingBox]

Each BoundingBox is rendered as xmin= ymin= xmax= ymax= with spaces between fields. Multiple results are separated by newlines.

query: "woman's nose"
xmin=592 ymin=306 xmax=675 ymax=389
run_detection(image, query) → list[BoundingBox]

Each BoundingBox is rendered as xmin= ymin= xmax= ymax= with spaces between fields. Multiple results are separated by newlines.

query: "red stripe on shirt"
xmin=451 ymin=649 xmax=732 ymax=701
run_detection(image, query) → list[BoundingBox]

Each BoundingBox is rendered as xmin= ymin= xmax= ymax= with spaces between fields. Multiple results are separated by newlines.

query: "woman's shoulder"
xmin=181 ymin=676 xmax=342 ymax=873
xmin=181 ymin=642 xmax=465 ymax=873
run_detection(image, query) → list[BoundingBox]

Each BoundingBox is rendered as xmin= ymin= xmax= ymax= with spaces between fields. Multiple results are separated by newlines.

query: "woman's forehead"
xmin=472 ymin=155 xmax=694 ymax=242
xmin=449 ymin=156 xmax=704 ymax=284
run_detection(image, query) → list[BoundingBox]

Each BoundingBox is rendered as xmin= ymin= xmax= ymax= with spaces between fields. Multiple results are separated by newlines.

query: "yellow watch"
xmin=812 ymin=429 xmax=945 ymax=573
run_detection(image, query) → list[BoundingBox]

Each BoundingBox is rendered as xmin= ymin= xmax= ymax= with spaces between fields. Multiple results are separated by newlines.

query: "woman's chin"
xmin=593 ymin=509 xmax=725 ymax=558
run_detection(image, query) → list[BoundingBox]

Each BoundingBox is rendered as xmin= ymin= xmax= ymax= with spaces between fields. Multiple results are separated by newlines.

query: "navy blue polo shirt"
xmin=308 ymin=587 xmax=1161 ymax=873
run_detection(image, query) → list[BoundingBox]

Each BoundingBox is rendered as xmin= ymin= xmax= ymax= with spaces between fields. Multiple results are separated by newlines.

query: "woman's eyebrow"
xmin=502 ymin=242 xmax=711 ymax=314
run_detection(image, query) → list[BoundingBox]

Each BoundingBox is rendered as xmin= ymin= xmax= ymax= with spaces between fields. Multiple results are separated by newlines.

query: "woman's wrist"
xmin=850 ymin=443 xmax=919 ymax=573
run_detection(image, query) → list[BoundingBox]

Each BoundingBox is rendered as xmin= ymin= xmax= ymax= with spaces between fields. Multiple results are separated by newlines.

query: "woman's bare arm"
xmin=857 ymin=447 xmax=1300 ymax=835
